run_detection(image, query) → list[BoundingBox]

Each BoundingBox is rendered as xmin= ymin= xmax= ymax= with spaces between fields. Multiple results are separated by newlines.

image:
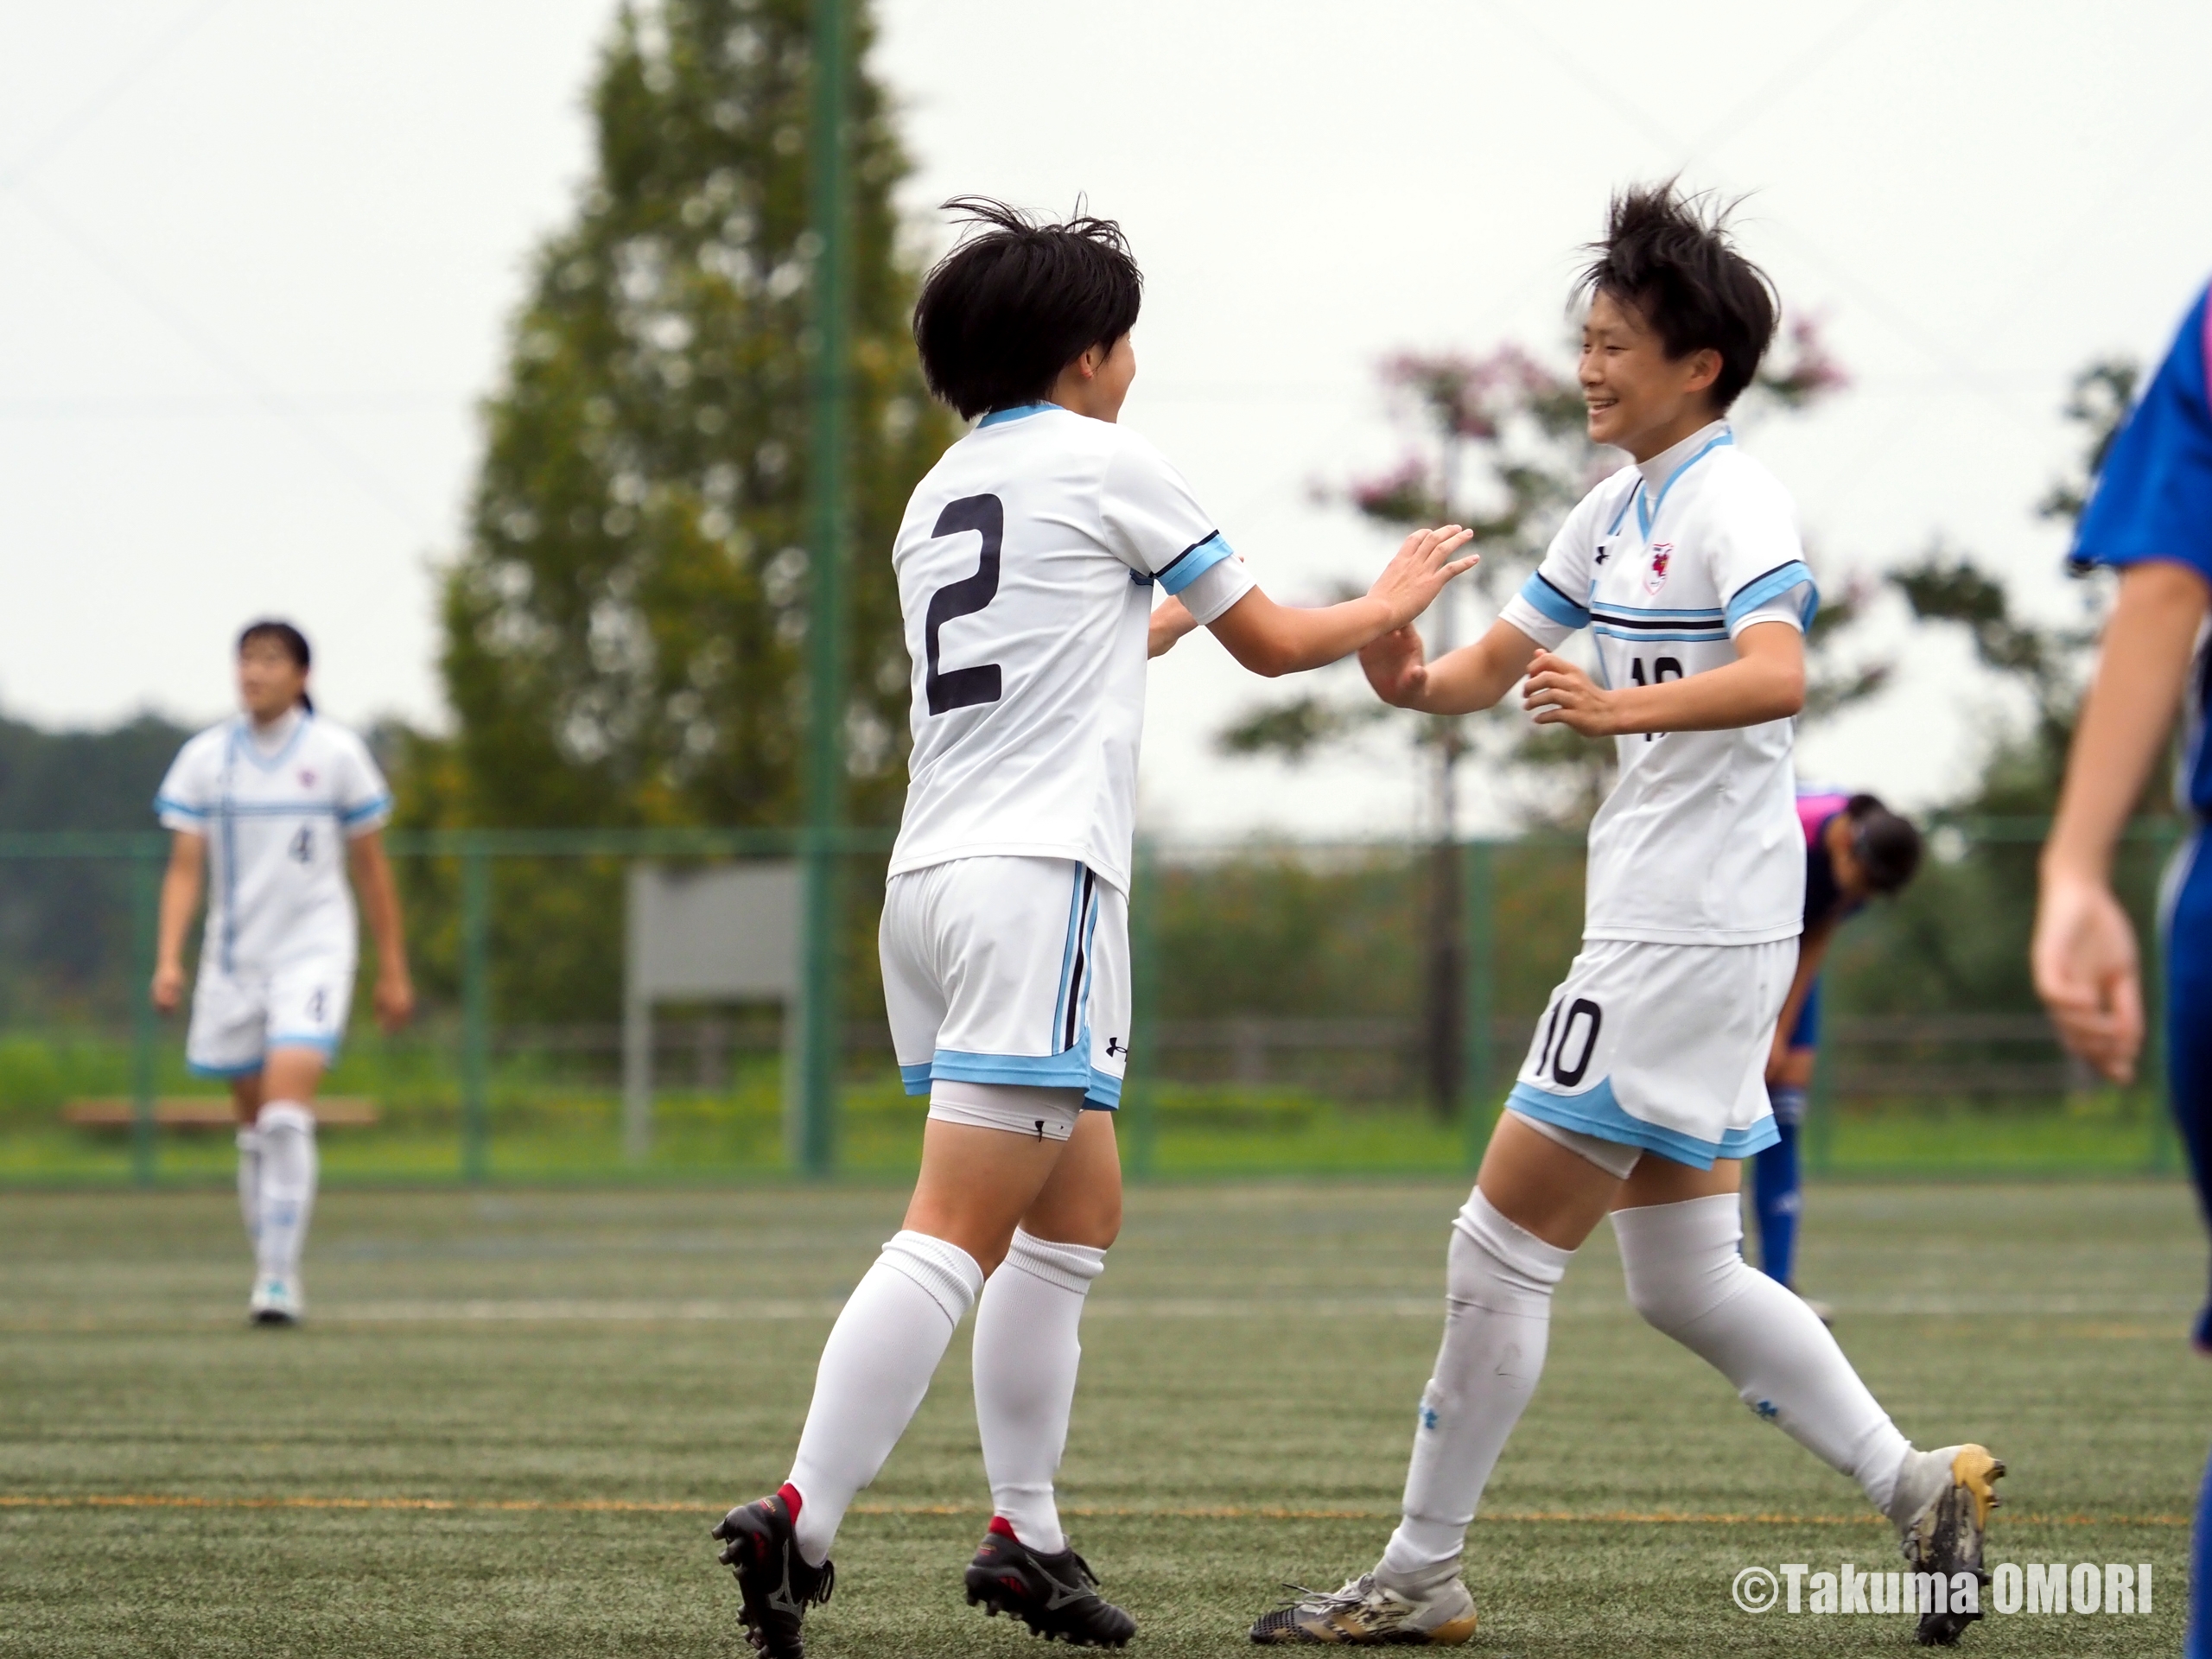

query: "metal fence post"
xmin=1461 ymin=839 xmax=1495 ymax=1171
xmin=130 ymin=842 xmax=160 ymax=1188
xmin=796 ymin=0 xmax=853 ymax=1180
xmin=460 ymin=837 xmax=491 ymax=1184
xmin=1126 ymin=840 xmax=1160 ymax=1180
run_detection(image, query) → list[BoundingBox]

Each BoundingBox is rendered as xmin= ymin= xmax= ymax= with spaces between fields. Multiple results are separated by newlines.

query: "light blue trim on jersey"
xmin=1505 ymin=1077 xmax=1780 ymax=1169
xmin=929 ymin=1046 xmax=1095 ymax=1090
xmin=1154 ymin=531 xmax=1234 ymax=596
xmin=233 ymin=713 xmax=314 ymax=772
xmin=1632 ymin=430 xmax=1735 ymax=540
xmin=1083 ymin=1068 xmax=1122 ymax=1110
xmin=341 ymin=794 xmax=394 ymax=826
xmin=979 ymin=403 xmax=1055 ymax=427
xmin=1517 ymin=571 xmax=1592 ymax=629
xmin=153 ymin=794 xmax=210 ymax=821
xmin=192 ymin=801 xmax=354 ymax=818
xmin=1590 ymin=601 xmax=1725 ymax=623
xmin=899 ymin=1061 xmax=933 ymax=1096
xmin=1723 ymin=560 xmax=1819 ymax=631
xmin=1605 ymin=476 xmax=1641 ymax=537
xmin=1592 ymin=626 xmax=1731 ymax=645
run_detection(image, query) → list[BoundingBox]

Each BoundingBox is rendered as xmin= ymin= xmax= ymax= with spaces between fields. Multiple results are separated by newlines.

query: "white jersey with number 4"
xmin=888 ymin=401 xmax=1255 ymax=893
xmin=155 ymin=710 xmax=394 ymax=975
xmin=1499 ymin=420 xmax=1817 ymax=946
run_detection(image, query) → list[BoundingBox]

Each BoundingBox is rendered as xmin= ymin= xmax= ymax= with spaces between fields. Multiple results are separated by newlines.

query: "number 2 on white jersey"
xmin=924 ymin=493 xmax=1005 ymax=715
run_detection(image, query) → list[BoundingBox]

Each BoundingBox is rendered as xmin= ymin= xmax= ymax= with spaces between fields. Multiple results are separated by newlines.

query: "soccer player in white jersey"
xmin=1249 ymin=187 xmax=2004 ymax=1649
xmin=710 ymin=200 xmax=1476 ymax=1656
xmin=151 ymin=621 xmax=413 ymax=1326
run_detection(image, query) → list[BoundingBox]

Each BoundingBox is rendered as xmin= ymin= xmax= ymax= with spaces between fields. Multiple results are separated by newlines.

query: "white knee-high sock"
xmin=973 ymin=1228 xmax=1107 ymax=1555
xmin=255 ymin=1103 xmax=317 ymax=1285
xmin=1612 ymin=1193 xmax=1910 ymax=1510
xmin=786 ymin=1230 xmax=984 ymax=1565
xmin=1382 ymin=1191 xmax=1572 ymax=1582
xmin=235 ymin=1126 xmax=263 ymax=1246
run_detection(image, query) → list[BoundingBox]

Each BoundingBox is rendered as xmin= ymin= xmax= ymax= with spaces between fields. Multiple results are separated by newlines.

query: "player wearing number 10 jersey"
xmin=1251 ymin=185 xmax=2001 ymax=1649
xmin=710 ymin=200 xmax=1476 ymax=1656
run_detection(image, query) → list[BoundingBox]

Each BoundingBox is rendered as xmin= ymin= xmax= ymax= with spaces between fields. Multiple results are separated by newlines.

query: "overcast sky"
xmin=2 ymin=2 xmax=2208 ymax=839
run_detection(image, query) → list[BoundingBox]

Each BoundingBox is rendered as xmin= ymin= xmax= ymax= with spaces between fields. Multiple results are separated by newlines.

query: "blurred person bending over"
xmin=707 ymin=199 xmax=1476 ymax=1657
xmin=2033 ymin=276 xmax=2212 ymax=1659
xmin=1751 ymin=790 xmax=1923 ymax=1306
xmin=150 ymin=621 xmax=413 ymax=1325
xmin=1251 ymin=185 xmax=2001 ymax=1649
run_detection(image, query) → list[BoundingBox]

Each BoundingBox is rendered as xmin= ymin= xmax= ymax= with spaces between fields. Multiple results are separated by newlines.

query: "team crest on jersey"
xmin=1644 ymin=543 xmax=1673 ymax=595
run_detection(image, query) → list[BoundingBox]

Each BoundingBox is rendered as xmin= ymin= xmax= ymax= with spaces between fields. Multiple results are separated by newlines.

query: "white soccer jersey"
xmin=887 ymin=402 xmax=1255 ymax=893
xmin=154 ymin=710 xmax=394 ymax=974
xmin=1499 ymin=420 xmax=1815 ymax=946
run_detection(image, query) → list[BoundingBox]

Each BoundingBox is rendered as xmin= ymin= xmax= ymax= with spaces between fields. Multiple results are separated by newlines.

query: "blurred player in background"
xmin=2033 ymin=276 xmax=2212 ymax=1659
xmin=150 ymin=621 xmax=412 ymax=1326
xmin=1751 ymin=790 xmax=1923 ymax=1306
xmin=708 ymin=200 xmax=1475 ymax=1656
xmin=1255 ymin=185 xmax=2000 ymax=1649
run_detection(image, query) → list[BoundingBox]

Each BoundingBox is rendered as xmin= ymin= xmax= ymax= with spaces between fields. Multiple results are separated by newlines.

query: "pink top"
xmin=1796 ymin=791 xmax=1849 ymax=848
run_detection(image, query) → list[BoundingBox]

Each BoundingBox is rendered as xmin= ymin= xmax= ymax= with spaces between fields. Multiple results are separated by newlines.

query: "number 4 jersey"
xmin=888 ymin=402 xmax=1255 ymax=893
xmin=1499 ymin=419 xmax=1818 ymax=946
xmin=155 ymin=710 xmax=394 ymax=975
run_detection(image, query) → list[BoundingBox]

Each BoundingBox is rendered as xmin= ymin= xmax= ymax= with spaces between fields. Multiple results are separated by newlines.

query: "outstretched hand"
xmin=1523 ymin=648 xmax=1617 ymax=736
xmin=1360 ymin=625 xmax=1430 ymax=708
xmin=2031 ymin=871 xmax=2144 ymax=1084
xmin=1366 ymin=526 xmax=1478 ymax=631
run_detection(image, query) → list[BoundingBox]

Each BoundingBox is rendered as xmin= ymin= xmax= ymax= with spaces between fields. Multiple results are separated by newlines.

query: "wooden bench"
xmin=62 ymin=1097 xmax=379 ymax=1129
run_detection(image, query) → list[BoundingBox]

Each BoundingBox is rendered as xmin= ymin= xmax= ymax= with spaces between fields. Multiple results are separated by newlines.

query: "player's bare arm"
xmin=1147 ymin=594 xmax=1200 ymax=658
xmin=1362 ymin=614 xmax=1542 ymax=715
xmin=1203 ymin=524 xmax=1477 ymax=677
xmin=347 ymin=831 xmax=416 ymax=1033
xmin=2034 ymin=558 xmax=2210 ymax=1082
xmin=1526 ymin=619 xmax=1804 ymax=736
xmin=1766 ymin=913 xmax=1840 ymax=1080
xmin=150 ymin=830 xmax=207 ymax=1013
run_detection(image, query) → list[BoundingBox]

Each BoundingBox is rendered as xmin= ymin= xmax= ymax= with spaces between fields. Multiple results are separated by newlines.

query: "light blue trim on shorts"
xmin=899 ymin=1061 xmax=934 ymax=1096
xmin=267 ymin=1033 xmax=340 ymax=1056
xmin=1505 ymin=1077 xmax=1778 ymax=1170
xmin=188 ymin=1057 xmax=266 ymax=1078
xmin=1082 ymin=1068 xmax=1122 ymax=1110
xmin=929 ymin=1046 xmax=1095 ymax=1090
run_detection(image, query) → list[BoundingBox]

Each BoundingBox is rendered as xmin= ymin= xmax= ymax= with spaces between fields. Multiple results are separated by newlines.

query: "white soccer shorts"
xmin=187 ymin=953 xmax=356 ymax=1077
xmin=1504 ymin=937 xmax=1794 ymax=1169
xmin=880 ymin=855 xmax=1130 ymax=1111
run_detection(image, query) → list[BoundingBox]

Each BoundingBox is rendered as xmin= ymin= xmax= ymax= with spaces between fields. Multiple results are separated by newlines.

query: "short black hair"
xmin=238 ymin=620 xmax=314 ymax=714
xmin=1576 ymin=181 xmax=1777 ymax=411
xmin=1845 ymin=793 xmax=1921 ymax=894
xmin=912 ymin=198 xmax=1142 ymax=420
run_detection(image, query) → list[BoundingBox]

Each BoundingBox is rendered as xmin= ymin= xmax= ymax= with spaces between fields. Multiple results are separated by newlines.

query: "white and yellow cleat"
xmin=1887 ymin=1443 xmax=2005 ymax=1647
xmin=1249 ymin=1573 xmax=1476 ymax=1645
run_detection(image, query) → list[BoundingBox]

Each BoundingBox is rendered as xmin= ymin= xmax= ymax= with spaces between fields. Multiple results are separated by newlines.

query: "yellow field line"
xmin=0 ymin=1494 xmax=2187 ymax=1527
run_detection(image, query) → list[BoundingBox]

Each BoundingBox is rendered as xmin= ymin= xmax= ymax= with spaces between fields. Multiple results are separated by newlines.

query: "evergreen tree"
xmin=408 ymin=0 xmax=953 ymax=1021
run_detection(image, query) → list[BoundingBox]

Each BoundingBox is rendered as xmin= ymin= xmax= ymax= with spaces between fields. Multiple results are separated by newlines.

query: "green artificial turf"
xmin=1 ymin=1179 xmax=2202 ymax=1655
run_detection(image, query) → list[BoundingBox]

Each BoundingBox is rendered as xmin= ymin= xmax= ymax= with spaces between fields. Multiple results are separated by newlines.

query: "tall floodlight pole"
xmin=798 ymin=0 xmax=853 ymax=1177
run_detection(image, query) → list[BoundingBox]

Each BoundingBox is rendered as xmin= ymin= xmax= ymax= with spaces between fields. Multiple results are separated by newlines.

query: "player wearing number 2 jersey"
xmin=150 ymin=622 xmax=413 ymax=1327
xmin=1252 ymin=186 xmax=1999 ymax=1649
xmin=711 ymin=200 xmax=1476 ymax=1657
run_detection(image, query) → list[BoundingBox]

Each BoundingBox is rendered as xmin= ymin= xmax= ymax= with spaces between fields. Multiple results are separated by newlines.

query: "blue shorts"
xmin=2165 ymin=830 xmax=2212 ymax=1221
xmin=1784 ymin=976 xmax=1821 ymax=1052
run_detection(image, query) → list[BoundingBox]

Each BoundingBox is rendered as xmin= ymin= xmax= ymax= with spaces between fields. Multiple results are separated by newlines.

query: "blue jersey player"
xmin=2037 ymin=276 xmax=2212 ymax=1659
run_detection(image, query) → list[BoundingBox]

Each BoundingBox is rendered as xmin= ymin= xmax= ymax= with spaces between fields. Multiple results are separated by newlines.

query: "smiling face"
xmin=237 ymin=638 xmax=308 ymax=724
xmin=1579 ymin=289 xmax=1726 ymax=462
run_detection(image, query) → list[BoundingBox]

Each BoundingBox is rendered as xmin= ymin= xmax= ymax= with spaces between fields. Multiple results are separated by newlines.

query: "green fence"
xmin=0 ymin=819 xmax=2184 ymax=1187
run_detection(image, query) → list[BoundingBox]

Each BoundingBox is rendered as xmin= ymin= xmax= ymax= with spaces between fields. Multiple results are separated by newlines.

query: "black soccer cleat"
xmin=964 ymin=1517 xmax=1136 ymax=1647
xmin=1894 ymin=1446 xmax=2005 ymax=1647
xmin=712 ymin=1487 xmax=834 ymax=1659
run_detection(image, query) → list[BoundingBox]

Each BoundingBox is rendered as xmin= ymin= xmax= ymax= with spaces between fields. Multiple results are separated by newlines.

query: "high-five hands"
xmin=1523 ymin=648 xmax=1618 ymax=737
xmin=1359 ymin=625 xmax=1430 ymax=708
xmin=1367 ymin=526 xmax=1478 ymax=630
